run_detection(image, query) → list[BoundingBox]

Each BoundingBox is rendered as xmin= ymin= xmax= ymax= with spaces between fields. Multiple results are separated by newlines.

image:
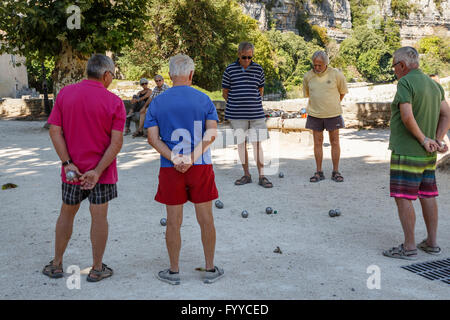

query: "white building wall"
xmin=0 ymin=52 xmax=29 ymax=98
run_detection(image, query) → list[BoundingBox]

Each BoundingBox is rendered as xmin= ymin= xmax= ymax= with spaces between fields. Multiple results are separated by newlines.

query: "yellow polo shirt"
xmin=303 ymin=67 xmax=348 ymax=118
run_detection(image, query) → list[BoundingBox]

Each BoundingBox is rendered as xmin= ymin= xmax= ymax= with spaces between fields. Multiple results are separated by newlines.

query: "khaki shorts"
xmin=230 ymin=119 xmax=269 ymax=144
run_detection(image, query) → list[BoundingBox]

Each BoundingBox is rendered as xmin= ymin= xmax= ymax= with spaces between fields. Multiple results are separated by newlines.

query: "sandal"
xmin=417 ymin=239 xmax=441 ymax=255
xmin=42 ymin=260 xmax=64 ymax=279
xmin=331 ymin=171 xmax=344 ymax=182
xmin=310 ymin=171 xmax=325 ymax=182
xmin=258 ymin=176 xmax=273 ymax=188
xmin=124 ymin=128 xmax=131 ymax=136
xmin=86 ymin=263 xmax=114 ymax=282
xmin=132 ymin=130 xmax=143 ymax=138
xmin=383 ymin=244 xmax=417 ymax=260
xmin=235 ymin=175 xmax=252 ymax=185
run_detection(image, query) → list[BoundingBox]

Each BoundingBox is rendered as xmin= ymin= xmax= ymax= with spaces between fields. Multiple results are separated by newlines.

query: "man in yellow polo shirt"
xmin=303 ymin=51 xmax=348 ymax=183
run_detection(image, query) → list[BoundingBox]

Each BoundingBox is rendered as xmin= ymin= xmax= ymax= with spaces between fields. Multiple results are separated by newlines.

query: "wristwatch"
xmin=62 ymin=159 xmax=72 ymax=166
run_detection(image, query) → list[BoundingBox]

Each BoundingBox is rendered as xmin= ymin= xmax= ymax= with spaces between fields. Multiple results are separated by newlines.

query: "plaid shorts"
xmin=390 ymin=152 xmax=438 ymax=200
xmin=62 ymin=183 xmax=117 ymax=205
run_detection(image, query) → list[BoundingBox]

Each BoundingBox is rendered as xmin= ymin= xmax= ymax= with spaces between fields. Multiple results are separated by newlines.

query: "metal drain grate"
xmin=402 ymin=258 xmax=450 ymax=284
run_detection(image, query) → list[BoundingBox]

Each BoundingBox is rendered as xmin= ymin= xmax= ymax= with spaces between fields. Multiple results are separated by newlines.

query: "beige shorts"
xmin=229 ymin=118 xmax=269 ymax=144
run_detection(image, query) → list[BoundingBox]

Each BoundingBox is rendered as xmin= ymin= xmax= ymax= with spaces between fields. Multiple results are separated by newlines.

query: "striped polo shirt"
xmin=222 ymin=59 xmax=265 ymax=120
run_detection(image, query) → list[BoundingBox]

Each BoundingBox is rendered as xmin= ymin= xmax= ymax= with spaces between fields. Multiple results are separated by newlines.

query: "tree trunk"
xmin=437 ymin=154 xmax=450 ymax=172
xmin=43 ymin=42 xmax=89 ymax=129
xmin=52 ymin=42 xmax=89 ymax=98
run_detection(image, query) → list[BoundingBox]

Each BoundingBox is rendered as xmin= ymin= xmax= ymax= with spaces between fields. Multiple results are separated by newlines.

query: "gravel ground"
xmin=0 ymin=120 xmax=449 ymax=300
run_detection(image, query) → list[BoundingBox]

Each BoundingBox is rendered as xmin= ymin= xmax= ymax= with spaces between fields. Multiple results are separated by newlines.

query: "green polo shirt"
xmin=389 ymin=69 xmax=445 ymax=157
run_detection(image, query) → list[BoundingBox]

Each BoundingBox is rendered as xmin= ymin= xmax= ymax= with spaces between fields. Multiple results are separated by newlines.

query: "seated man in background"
xmin=125 ymin=78 xmax=152 ymax=136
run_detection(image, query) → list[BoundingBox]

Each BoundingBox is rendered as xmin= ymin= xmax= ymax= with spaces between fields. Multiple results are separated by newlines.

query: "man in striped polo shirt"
xmin=222 ymin=42 xmax=273 ymax=188
xmin=383 ymin=47 xmax=450 ymax=260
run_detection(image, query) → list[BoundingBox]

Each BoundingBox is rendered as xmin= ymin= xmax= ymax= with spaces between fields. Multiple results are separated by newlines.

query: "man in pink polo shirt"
xmin=42 ymin=54 xmax=126 ymax=282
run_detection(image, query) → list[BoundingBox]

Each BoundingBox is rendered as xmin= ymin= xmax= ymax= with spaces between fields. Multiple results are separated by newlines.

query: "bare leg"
xmin=53 ymin=203 xmax=80 ymax=266
xmin=395 ymin=198 xmax=416 ymax=251
xmin=90 ymin=202 xmax=109 ymax=271
xmin=329 ymin=129 xmax=341 ymax=172
xmin=194 ymin=201 xmax=216 ymax=270
xmin=237 ymin=142 xmax=250 ymax=177
xmin=419 ymin=197 xmax=439 ymax=247
xmin=312 ymin=130 xmax=324 ymax=172
xmin=252 ymin=141 xmax=264 ymax=177
xmin=137 ymin=107 xmax=147 ymax=133
xmin=165 ymin=204 xmax=184 ymax=272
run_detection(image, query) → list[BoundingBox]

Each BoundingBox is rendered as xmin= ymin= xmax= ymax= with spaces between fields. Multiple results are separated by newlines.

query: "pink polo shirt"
xmin=48 ymin=79 xmax=126 ymax=184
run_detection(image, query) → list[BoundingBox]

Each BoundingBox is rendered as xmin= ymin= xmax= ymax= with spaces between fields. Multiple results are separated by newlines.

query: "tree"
xmin=265 ymin=29 xmax=322 ymax=90
xmin=118 ymin=0 xmax=276 ymax=91
xmin=334 ymin=25 xmax=395 ymax=82
xmin=0 ymin=0 xmax=147 ymax=96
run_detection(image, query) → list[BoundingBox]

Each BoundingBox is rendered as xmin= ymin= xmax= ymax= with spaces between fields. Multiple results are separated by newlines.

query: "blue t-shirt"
xmin=222 ymin=59 xmax=265 ymax=120
xmin=144 ymin=86 xmax=219 ymax=167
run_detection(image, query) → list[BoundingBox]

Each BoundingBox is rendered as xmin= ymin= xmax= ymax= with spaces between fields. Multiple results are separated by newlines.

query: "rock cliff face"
xmin=386 ymin=0 xmax=450 ymax=46
xmin=240 ymin=0 xmax=449 ymax=44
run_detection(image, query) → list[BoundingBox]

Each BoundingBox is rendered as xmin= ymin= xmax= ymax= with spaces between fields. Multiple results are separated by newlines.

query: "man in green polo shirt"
xmin=383 ymin=47 xmax=450 ymax=260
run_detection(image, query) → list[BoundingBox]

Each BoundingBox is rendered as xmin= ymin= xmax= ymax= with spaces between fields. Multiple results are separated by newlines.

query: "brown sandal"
xmin=132 ymin=130 xmax=143 ymax=138
xmin=310 ymin=171 xmax=325 ymax=182
xmin=258 ymin=176 xmax=273 ymax=188
xmin=331 ymin=171 xmax=344 ymax=182
xmin=235 ymin=175 xmax=252 ymax=185
xmin=86 ymin=263 xmax=113 ymax=282
xmin=42 ymin=260 xmax=64 ymax=279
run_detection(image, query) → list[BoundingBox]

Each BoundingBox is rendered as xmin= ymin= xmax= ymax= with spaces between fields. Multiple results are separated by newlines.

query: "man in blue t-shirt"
xmin=222 ymin=42 xmax=273 ymax=188
xmin=144 ymin=54 xmax=224 ymax=285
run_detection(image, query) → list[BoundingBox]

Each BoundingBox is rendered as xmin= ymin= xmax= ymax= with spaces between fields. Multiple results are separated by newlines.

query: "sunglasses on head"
xmin=241 ymin=56 xmax=253 ymax=60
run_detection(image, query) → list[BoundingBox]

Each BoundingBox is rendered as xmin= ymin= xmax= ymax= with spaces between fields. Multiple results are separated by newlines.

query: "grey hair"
xmin=312 ymin=51 xmax=329 ymax=64
xmin=86 ymin=54 xmax=115 ymax=79
xmin=154 ymin=74 xmax=164 ymax=81
xmin=238 ymin=42 xmax=254 ymax=54
xmin=393 ymin=47 xmax=420 ymax=68
xmin=169 ymin=54 xmax=195 ymax=77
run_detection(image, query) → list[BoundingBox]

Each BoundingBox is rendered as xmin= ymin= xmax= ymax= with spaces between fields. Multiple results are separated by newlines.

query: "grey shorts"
xmin=305 ymin=115 xmax=345 ymax=132
xmin=229 ymin=119 xmax=269 ymax=144
xmin=62 ymin=182 xmax=117 ymax=205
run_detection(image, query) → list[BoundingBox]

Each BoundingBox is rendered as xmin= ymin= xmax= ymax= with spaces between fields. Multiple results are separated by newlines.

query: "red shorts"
xmin=155 ymin=164 xmax=219 ymax=205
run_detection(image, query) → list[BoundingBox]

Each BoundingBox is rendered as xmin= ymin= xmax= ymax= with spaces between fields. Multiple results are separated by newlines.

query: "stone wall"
xmin=0 ymin=98 xmax=394 ymax=129
xmin=0 ymin=97 xmax=53 ymax=119
xmin=213 ymin=100 xmax=391 ymax=129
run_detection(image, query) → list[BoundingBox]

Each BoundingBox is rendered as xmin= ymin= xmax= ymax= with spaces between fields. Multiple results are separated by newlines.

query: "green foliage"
xmin=118 ymin=0 xmax=270 ymax=91
xmin=311 ymin=25 xmax=329 ymax=46
xmin=391 ymin=0 xmax=414 ymax=19
xmin=417 ymin=34 xmax=450 ymax=77
xmin=434 ymin=0 xmax=444 ymax=14
xmin=265 ymin=29 xmax=322 ymax=88
xmin=295 ymin=12 xmax=328 ymax=46
xmin=349 ymin=0 xmax=376 ymax=28
xmin=420 ymin=53 xmax=445 ymax=76
xmin=0 ymin=0 xmax=148 ymax=92
xmin=378 ymin=18 xmax=401 ymax=53
xmin=192 ymin=86 xmax=225 ymax=101
xmin=418 ymin=35 xmax=450 ymax=62
xmin=333 ymin=25 xmax=395 ymax=82
xmin=0 ymin=1 xmax=147 ymax=59
xmin=26 ymin=52 xmax=55 ymax=92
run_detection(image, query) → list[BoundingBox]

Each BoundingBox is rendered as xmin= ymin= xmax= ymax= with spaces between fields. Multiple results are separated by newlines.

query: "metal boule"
xmin=215 ymin=200 xmax=224 ymax=209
